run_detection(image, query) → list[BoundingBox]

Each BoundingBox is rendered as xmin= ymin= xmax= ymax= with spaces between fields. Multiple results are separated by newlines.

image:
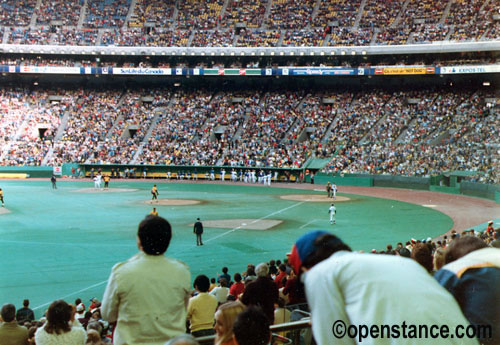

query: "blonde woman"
xmin=214 ymin=301 xmax=245 ymax=345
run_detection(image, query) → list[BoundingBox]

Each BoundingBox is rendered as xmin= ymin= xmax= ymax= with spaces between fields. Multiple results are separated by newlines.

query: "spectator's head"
xmin=288 ymin=231 xmax=351 ymax=274
xmin=255 ymin=263 xmax=269 ymax=278
xmin=164 ymin=334 xmax=199 ymax=345
xmin=194 ymin=275 xmax=210 ymax=293
xmin=233 ymin=306 xmax=271 ymax=345
xmin=444 ymin=236 xmax=488 ymax=264
xmin=278 ymin=264 xmax=286 ymax=273
xmin=219 ymin=278 xmax=228 ymax=288
xmin=87 ymin=321 xmax=103 ymax=335
xmin=222 ymin=267 xmax=228 ymax=274
xmin=86 ymin=329 xmax=101 ymax=344
xmin=75 ymin=298 xmax=82 ymax=306
xmin=411 ymin=243 xmax=433 ymax=273
xmin=137 ymin=216 xmax=172 ymax=255
xmin=246 ymin=264 xmax=256 ymax=277
xmin=214 ymin=301 xmax=245 ymax=345
xmin=45 ymin=300 xmax=72 ymax=334
xmin=433 ymin=247 xmax=446 ymax=271
xmin=23 ymin=299 xmax=30 ymax=307
xmin=396 ymin=247 xmax=411 ymax=258
xmin=234 ymin=273 xmax=242 ymax=283
xmin=1 ymin=304 xmax=16 ymax=322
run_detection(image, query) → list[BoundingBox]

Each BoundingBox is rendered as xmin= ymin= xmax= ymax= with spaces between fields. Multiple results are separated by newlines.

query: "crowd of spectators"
xmin=235 ymin=29 xmax=280 ymax=47
xmin=0 ymin=86 xmax=497 ymax=183
xmin=52 ymin=90 xmax=122 ymax=165
xmin=221 ymin=0 xmax=268 ymax=29
xmin=176 ymin=0 xmax=225 ymax=30
xmin=325 ymin=89 xmax=498 ymax=183
xmin=128 ymin=0 xmax=175 ymax=28
xmin=8 ymin=27 xmax=52 ymax=45
xmin=266 ymin=0 xmax=315 ymax=30
xmin=146 ymin=28 xmax=191 ymax=47
xmin=191 ymin=29 xmax=234 ymax=47
xmin=313 ymin=0 xmax=361 ymax=28
xmin=1 ymin=217 xmax=497 ymax=344
xmin=84 ymin=0 xmax=131 ymax=28
xmin=281 ymin=29 xmax=326 ymax=47
xmin=53 ymin=28 xmax=99 ymax=46
xmin=35 ymin=0 xmax=83 ymax=26
xmin=327 ymin=27 xmax=373 ymax=46
xmin=0 ymin=0 xmax=496 ymax=46
xmin=359 ymin=0 xmax=403 ymax=29
xmin=0 ymin=0 xmax=36 ymax=26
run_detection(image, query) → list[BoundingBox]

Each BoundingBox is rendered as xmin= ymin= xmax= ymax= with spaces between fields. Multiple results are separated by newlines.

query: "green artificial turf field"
xmin=0 ymin=180 xmax=452 ymax=317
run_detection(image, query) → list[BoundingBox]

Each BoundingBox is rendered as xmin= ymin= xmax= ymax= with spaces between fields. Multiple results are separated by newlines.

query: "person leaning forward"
xmin=101 ymin=215 xmax=191 ymax=345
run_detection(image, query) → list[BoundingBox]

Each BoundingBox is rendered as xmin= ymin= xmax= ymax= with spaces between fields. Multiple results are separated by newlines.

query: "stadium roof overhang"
xmin=0 ymin=41 xmax=499 ymax=57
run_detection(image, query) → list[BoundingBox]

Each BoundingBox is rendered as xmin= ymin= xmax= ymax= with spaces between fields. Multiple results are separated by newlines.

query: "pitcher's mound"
xmin=280 ymin=194 xmax=350 ymax=202
xmin=145 ymin=199 xmax=201 ymax=206
xmin=0 ymin=208 xmax=11 ymax=215
xmin=73 ymin=188 xmax=138 ymax=193
xmin=198 ymin=219 xmax=282 ymax=230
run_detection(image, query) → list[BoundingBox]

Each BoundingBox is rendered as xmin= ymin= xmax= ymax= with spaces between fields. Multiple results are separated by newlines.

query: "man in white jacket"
xmin=287 ymin=230 xmax=480 ymax=345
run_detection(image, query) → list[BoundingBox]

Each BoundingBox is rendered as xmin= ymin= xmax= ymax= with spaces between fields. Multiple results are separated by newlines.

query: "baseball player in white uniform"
xmin=329 ymin=203 xmax=336 ymax=224
xmin=94 ymin=174 xmax=102 ymax=189
xmin=332 ymin=183 xmax=337 ymax=200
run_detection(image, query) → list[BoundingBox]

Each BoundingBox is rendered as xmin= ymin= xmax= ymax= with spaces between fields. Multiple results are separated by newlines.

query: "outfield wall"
xmin=0 ymin=166 xmax=53 ymax=178
xmin=2 ymin=165 xmax=497 ymax=203
xmin=314 ymin=172 xmax=499 ymax=203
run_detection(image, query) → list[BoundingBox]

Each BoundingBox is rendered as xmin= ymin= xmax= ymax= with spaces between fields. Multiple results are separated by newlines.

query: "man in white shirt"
xmin=287 ymin=231 xmax=480 ymax=345
xmin=102 ymin=216 xmax=191 ymax=345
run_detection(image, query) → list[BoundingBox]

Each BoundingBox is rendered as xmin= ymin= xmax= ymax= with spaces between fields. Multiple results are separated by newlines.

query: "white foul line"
xmin=204 ymin=201 xmax=305 ymax=243
xmin=31 ymin=200 xmax=306 ymax=311
xmin=300 ymin=219 xmax=319 ymax=229
xmin=33 ymin=280 xmax=108 ymax=311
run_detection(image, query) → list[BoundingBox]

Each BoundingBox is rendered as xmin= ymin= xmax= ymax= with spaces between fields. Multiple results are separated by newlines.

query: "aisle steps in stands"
xmin=439 ymin=0 xmax=454 ymax=25
xmin=30 ymin=0 xmax=42 ymax=28
xmin=353 ymin=0 xmax=367 ymax=28
xmin=124 ymin=0 xmax=138 ymax=28
xmin=78 ymin=0 xmax=89 ymax=29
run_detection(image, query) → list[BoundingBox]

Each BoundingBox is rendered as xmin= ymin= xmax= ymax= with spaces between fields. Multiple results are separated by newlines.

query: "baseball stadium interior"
xmin=0 ymin=0 xmax=499 ymax=344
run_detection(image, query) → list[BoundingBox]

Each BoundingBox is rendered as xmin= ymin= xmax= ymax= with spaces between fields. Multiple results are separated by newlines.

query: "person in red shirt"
xmin=274 ymin=264 xmax=287 ymax=289
xmin=229 ymin=273 xmax=245 ymax=299
xmin=486 ymin=221 xmax=495 ymax=236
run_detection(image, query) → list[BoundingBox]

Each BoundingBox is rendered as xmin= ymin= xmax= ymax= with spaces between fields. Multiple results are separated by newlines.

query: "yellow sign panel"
xmin=383 ymin=67 xmax=429 ymax=75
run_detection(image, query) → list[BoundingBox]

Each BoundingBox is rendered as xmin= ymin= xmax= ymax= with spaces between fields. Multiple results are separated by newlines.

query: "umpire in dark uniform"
xmin=194 ymin=218 xmax=204 ymax=246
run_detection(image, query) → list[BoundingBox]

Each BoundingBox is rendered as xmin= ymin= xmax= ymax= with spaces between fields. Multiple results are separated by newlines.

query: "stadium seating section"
xmin=0 ymin=0 xmax=496 ymax=45
xmin=0 ymin=86 xmax=496 ymax=184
